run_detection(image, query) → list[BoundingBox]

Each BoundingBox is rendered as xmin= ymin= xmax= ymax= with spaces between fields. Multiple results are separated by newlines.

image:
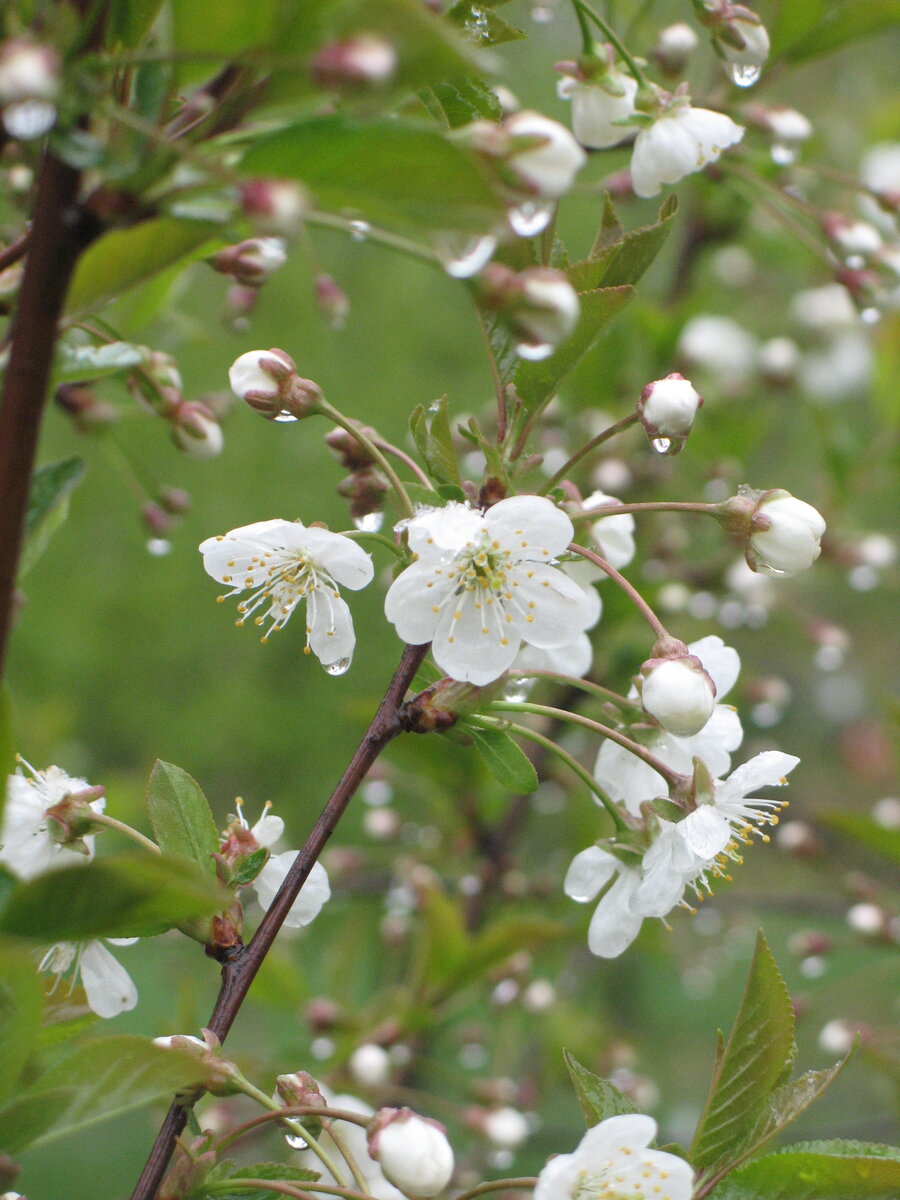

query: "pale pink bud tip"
xmin=368 ymin=1108 xmax=455 ymax=1198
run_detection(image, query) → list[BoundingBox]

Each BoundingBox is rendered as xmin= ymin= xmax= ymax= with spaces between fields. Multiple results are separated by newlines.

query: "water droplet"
xmin=436 ymin=233 xmax=496 ymax=278
xmin=770 ymin=142 xmax=797 ymax=166
xmin=860 ymin=307 xmax=881 ymax=325
xmin=147 ymin=538 xmax=172 ymax=556
xmin=651 ymin=436 xmax=672 ymax=454
xmin=514 ymin=340 xmax=553 ymax=361
xmin=728 ymin=62 xmax=761 ymax=88
xmin=530 ymin=3 xmax=555 ymax=22
xmin=464 ymin=4 xmax=490 ymax=41
xmin=508 ymin=200 xmax=554 ymax=238
xmin=349 ymin=219 xmax=371 ymax=241
xmin=353 ymin=511 xmax=384 ymax=533
xmin=503 ymin=678 xmax=534 ymax=703
xmin=273 ymin=409 xmax=299 ymax=423
xmin=285 ymin=1131 xmax=308 ymax=1151
xmin=325 ymin=656 xmax=352 ymax=676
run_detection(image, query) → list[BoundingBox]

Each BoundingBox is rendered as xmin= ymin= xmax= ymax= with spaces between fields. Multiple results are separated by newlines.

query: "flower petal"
xmin=484 ymin=495 xmax=574 ymax=560
xmin=564 ymin=845 xmax=618 ymax=902
xmin=79 ymin=940 xmax=138 ymax=1018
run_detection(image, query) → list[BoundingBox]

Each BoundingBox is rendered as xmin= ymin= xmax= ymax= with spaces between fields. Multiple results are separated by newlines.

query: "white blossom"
xmin=502 ymin=110 xmax=587 ymax=198
xmin=301 ymin=1092 xmax=405 ymax=1200
xmin=533 ymin=1114 xmax=693 ymax=1200
xmin=749 ymin=493 xmax=826 ymax=575
xmin=0 ymin=40 xmax=60 ymax=103
xmin=369 ymin=1108 xmax=455 ymax=1198
xmin=556 ymin=67 xmax=637 ymax=150
xmin=483 ymin=1106 xmax=530 ymax=1150
xmin=638 ymin=373 xmax=702 ymax=440
xmin=39 ymin=938 xmax=138 ymax=1019
xmin=581 ymin=490 xmax=636 ymax=570
xmin=630 ymin=101 xmax=744 ymax=198
xmin=640 ymin=654 xmax=716 ymax=737
xmin=515 ymin=269 xmax=581 ymax=353
xmin=253 ymin=852 xmax=331 ymax=928
xmin=677 ymin=314 xmax=758 ymax=390
xmin=1 ymin=763 xmax=104 ymax=880
xmin=564 ymin=845 xmax=644 ymax=958
xmin=350 ymin=1042 xmax=392 ymax=1087
xmin=384 ymin=497 xmax=595 ymax=685
xmin=200 ymin=519 xmax=373 ymax=667
xmin=514 ymin=560 xmax=601 ymax=678
xmin=652 ymin=23 xmax=700 ymax=75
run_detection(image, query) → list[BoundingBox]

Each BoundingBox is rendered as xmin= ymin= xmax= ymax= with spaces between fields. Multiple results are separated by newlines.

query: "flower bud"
xmin=337 ymin=467 xmax=389 ymax=529
xmin=0 ymin=39 xmax=60 ymax=138
xmin=349 ymin=1042 xmax=392 ymax=1087
xmin=170 ymin=401 xmax=224 ymax=459
xmin=404 ymin=675 xmax=509 ymax=733
xmin=481 ymin=1105 xmax=530 ymax=1149
xmin=240 ymin=179 xmax=308 ymax=236
xmin=500 ymin=110 xmax=587 ymax=198
xmin=157 ymin=485 xmax=191 ymax=515
xmin=636 ymin=372 xmax=701 ymax=452
xmin=639 ymin=643 xmax=716 ymax=736
xmin=368 ymin=1108 xmax=454 ymax=1198
xmin=700 ymin=2 xmax=770 ymax=82
xmin=310 ymin=34 xmax=398 ymax=91
xmin=275 ymin=1069 xmax=325 ymax=1108
xmin=212 ymin=237 xmax=288 ymax=287
xmin=228 ymin=348 xmax=323 ymax=421
xmin=44 ymin=784 xmax=107 ymax=849
xmin=651 ymin=23 xmax=699 ymax=77
xmin=820 ymin=213 xmax=882 ymax=261
xmin=555 ymin=55 xmax=638 ymax=151
xmin=325 ymin=424 xmax=377 ymax=470
xmin=748 ymin=490 xmax=826 ymax=575
xmin=477 ymin=264 xmax=580 ymax=360
xmin=314 ymin=273 xmax=350 ymax=329
xmin=153 ymin=1030 xmax=244 ymax=1096
xmin=55 ymin=383 xmax=120 ymax=432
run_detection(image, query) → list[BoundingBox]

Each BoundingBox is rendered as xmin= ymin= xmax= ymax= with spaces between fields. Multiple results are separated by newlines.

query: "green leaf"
xmin=420 ymin=884 xmax=469 ymax=987
xmin=0 ymin=854 xmax=229 ymax=940
xmin=441 ymin=914 xmax=564 ymax=994
xmin=54 ymin=339 xmax=147 ymax=383
xmin=66 ymin=217 xmax=223 ymax=316
xmin=209 ymin=1161 xmax=321 ymax=1200
xmin=146 ymin=760 xmax=221 ymax=877
xmin=691 ymin=931 xmax=796 ymax=1173
xmin=447 ymin=1 xmax=525 ymax=45
xmin=467 ymin=725 xmax=538 ymax=793
xmin=410 ymin=396 xmax=462 ymax=487
xmin=424 ymin=78 xmax=502 ymax=128
xmin=512 ymin=285 xmax=635 ymax=415
xmin=169 ymin=0 xmax=277 ymax=84
xmin=0 ymin=944 xmax=44 ymax=1110
xmin=19 ymin=458 xmax=87 ymax=579
xmin=229 ymin=847 xmax=269 ymax=887
xmin=707 ymin=1144 xmax=900 ymax=1200
xmin=564 ymin=1050 xmax=639 ymax=1125
xmin=568 ymin=195 xmax=677 ymax=293
xmin=777 ymin=1 xmax=900 ymax=62
xmin=0 ymin=1035 xmax=213 ymax=1153
xmin=817 ymin=810 xmax=900 ymax=865
xmin=239 ymin=116 xmax=505 ymax=238
xmin=746 ymin=1056 xmax=852 ymax=1158
xmin=105 ymin=0 xmax=167 ymax=48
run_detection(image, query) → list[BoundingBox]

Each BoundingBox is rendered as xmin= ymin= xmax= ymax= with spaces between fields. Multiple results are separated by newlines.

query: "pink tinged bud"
xmin=478 ymin=264 xmax=579 ymax=360
xmin=311 ymin=34 xmax=398 ymax=90
xmin=240 ymin=179 xmax=308 ymax=236
xmin=637 ymin=372 xmax=701 ymax=450
xmin=368 ymin=1109 xmax=455 ymax=1198
xmin=212 ymin=237 xmax=288 ymax=286
xmin=640 ymin=652 xmax=717 ymax=737
xmin=276 ymin=1069 xmax=325 ymax=1107
xmin=228 ymin=348 xmax=322 ymax=421
xmin=0 ymin=40 xmax=60 ymax=103
xmin=314 ymin=273 xmax=350 ymax=329
xmin=652 ymin=23 xmax=699 ymax=76
xmin=748 ymin=491 xmax=826 ymax=576
xmin=158 ymin=486 xmax=191 ymax=515
xmin=171 ymin=402 xmax=223 ymax=459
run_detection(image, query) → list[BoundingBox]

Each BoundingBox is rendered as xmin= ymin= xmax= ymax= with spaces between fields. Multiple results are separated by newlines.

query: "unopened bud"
xmin=153 ymin=1031 xmax=244 ymax=1096
xmin=636 ymin=372 xmax=701 ymax=452
xmin=314 ymin=273 xmax=350 ymax=329
xmin=821 ymin=213 xmax=882 ymax=260
xmin=368 ymin=1108 xmax=455 ymax=1198
xmin=349 ymin=1042 xmax=392 ymax=1087
xmin=240 ymin=179 xmax=308 ymax=236
xmin=310 ymin=34 xmax=398 ymax=91
xmin=212 ymin=237 xmax=288 ymax=287
xmin=157 ymin=486 xmax=191 ymax=515
xmin=170 ymin=401 xmax=224 ymax=459
xmin=700 ymin=2 xmax=770 ymax=79
xmin=142 ymin=502 xmax=174 ymax=537
xmin=639 ymin=642 xmax=716 ymax=737
xmin=228 ymin=348 xmax=323 ymax=421
xmin=457 ymin=110 xmax=585 ymax=202
xmin=477 ymin=263 xmax=580 ymax=360
xmin=325 ymin=424 xmax=377 ymax=469
xmin=0 ymin=39 xmax=59 ymax=138
xmin=404 ymin=675 xmax=508 ymax=733
xmin=337 ymin=467 xmax=389 ymax=527
xmin=275 ymin=1069 xmax=325 ymax=1108
xmin=55 ymin=383 xmax=119 ymax=431
xmin=44 ymin=784 xmax=107 ymax=849
xmin=717 ymin=486 xmax=826 ymax=576
xmin=651 ymin=23 xmax=699 ymax=76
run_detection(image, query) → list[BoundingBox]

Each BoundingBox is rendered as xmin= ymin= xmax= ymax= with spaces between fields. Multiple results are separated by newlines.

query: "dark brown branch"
xmin=0 ymin=152 xmax=101 ymax=681
xmin=129 ymin=642 xmax=429 ymax=1200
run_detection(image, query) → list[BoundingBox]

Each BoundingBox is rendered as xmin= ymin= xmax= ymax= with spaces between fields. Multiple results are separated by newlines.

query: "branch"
xmin=129 ymin=642 xmax=429 ymax=1200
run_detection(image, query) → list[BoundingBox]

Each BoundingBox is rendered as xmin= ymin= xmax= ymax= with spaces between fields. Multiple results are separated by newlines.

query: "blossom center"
xmin=575 ymin=1160 xmax=679 ymax=1200
xmin=454 ymin=534 xmax=513 ymax=596
xmin=230 ymin=549 xmax=337 ymax=642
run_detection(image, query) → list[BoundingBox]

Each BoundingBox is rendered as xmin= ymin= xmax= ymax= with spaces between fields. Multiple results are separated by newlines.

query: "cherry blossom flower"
xmin=556 ymin=65 xmax=638 ymax=150
xmin=747 ymin=492 xmax=826 ymax=575
xmin=533 ymin=1114 xmax=693 ymax=1200
xmin=1 ymin=762 xmax=105 ymax=880
xmin=384 ymin=497 xmax=595 ymax=685
xmin=368 ymin=1108 xmax=455 ymax=1198
xmin=639 ymin=651 xmax=717 ymax=737
xmin=252 ymin=852 xmax=331 ymax=927
xmin=630 ymin=98 xmax=744 ymax=198
xmin=501 ymin=110 xmax=587 ymax=199
xmin=200 ymin=519 xmax=374 ymax=669
xmin=579 ymin=490 xmax=637 ymax=571
xmin=39 ymin=938 xmax=138 ymax=1019
xmin=564 ymin=845 xmax=644 ymax=958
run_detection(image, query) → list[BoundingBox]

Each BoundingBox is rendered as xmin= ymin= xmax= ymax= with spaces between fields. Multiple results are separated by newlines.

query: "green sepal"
xmin=410 ymin=396 xmax=463 ymax=487
xmin=228 ymin=847 xmax=269 ymax=887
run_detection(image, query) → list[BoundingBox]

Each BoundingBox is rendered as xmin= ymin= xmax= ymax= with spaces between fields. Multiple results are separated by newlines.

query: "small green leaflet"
xmin=467 ymin=724 xmax=538 ymax=793
xmin=20 ymin=458 xmax=86 ymax=579
xmin=564 ymin=1050 xmax=639 ymax=1125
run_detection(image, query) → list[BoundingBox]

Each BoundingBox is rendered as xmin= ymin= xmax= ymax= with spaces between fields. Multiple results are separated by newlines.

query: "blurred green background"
xmin=4 ymin=1 xmax=898 ymax=1195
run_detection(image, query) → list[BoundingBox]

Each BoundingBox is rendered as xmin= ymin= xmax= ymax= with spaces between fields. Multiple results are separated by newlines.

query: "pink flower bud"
xmin=314 ymin=273 xmax=350 ymax=329
xmin=171 ymin=402 xmax=223 ymax=459
xmin=240 ymin=179 xmax=308 ymax=236
xmin=212 ymin=237 xmax=288 ymax=286
xmin=0 ymin=39 xmax=60 ymax=104
xmin=368 ymin=1108 xmax=454 ymax=1198
xmin=228 ymin=348 xmax=323 ymax=421
xmin=651 ymin=23 xmax=699 ymax=77
xmin=310 ymin=34 xmax=398 ymax=90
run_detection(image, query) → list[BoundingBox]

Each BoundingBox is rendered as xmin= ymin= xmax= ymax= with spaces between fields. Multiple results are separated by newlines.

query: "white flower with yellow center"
xmin=1 ymin=761 xmax=104 ymax=880
xmin=39 ymin=938 xmax=138 ymax=1019
xmin=384 ymin=497 xmax=595 ymax=685
xmin=533 ymin=1114 xmax=693 ymax=1200
xmin=200 ymin=519 xmax=373 ymax=671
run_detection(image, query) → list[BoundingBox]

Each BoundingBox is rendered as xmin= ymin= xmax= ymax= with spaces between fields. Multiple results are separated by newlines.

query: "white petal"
xmin=719 ymin=751 xmax=800 ymax=801
xmin=307 ymin=587 xmax=356 ymax=665
xmin=578 ymin=1114 xmax=657 ymax=1159
xmin=407 ymin=503 xmax=484 ymax=556
xmin=587 ymin=871 xmax=644 ymax=957
xmin=533 ymin=1153 xmax=579 ymax=1200
xmin=688 ymin=635 xmax=740 ymax=697
xmin=384 ymin=562 xmax=453 ymax=645
xmin=484 ymin=495 xmax=574 ymax=559
xmin=79 ymin=940 xmax=138 ymax=1019
xmin=564 ymin=845 xmax=618 ymax=901
xmin=296 ymin=526 xmax=374 ymax=590
xmin=679 ymin=806 xmax=731 ymax=859
xmin=254 ymin=853 xmax=331 ymax=927
xmin=431 ymin=588 xmax=519 ymax=684
xmin=505 ymin=563 xmax=595 ymax=648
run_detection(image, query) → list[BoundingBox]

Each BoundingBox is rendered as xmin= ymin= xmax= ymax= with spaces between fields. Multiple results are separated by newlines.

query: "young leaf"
xmin=691 ymin=931 xmax=796 ymax=1173
xmin=0 ymin=854 xmax=229 ymax=940
xmin=410 ymin=396 xmax=463 ymax=487
xmin=745 ymin=1055 xmax=853 ymax=1159
xmin=424 ymin=78 xmax=502 ymax=128
xmin=0 ymin=944 xmax=44 ymax=1110
xmin=568 ymin=195 xmax=678 ymax=293
xmin=66 ymin=217 xmax=223 ymax=316
xmin=19 ymin=458 xmax=86 ymax=579
xmin=146 ymin=759 xmax=221 ymax=876
xmin=777 ymin=1 xmax=900 ymax=63
xmin=239 ymin=116 xmax=505 ymax=238
xmin=564 ymin=1050 xmax=639 ymax=1125
xmin=0 ymin=1035 xmax=214 ymax=1153
xmin=447 ymin=1 xmax=526 ymax=45
xmin=54 ymin=340 xmax=146 ymax=383
xmin=438 ymin=914 xmax=564 ymax=995
xmin=706 ymin=1143 xmax=900 ymax=1200
xmin=467 ymin=725 xmax=539 ymax=793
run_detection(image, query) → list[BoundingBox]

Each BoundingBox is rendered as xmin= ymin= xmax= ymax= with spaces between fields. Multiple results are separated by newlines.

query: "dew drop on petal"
xmin=324 ymin=656 xmax=352 ymax=676
xmin=436 ymin=233 xmax=497 ymax=278
xmin=651 ymin=436 xmax=673 ymax=454
xmin=728 ymin=62 xmax=762 ymax=88
xmin=508 ymin=200 xmax=554 ymax=238
xmin=349 ymin=219 xmax=371 ymax=241
xmin=770 ymin=142 xmax=797 ymax=166
xmin=285 ymin=1132 xmax=309 ymax=1151
xmin=273 ymin=409 xmax=299 ymax=423
xmin=514 ymin=340 xmax=554 ymax=361
xmin=353 ymin=511 xmax=384 ymax=533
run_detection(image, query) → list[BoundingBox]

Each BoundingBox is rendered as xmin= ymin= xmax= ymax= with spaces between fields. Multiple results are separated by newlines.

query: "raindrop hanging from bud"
xmin=508 ymin=200 xmax=554 ymax=237
xmin=651 ymin=436 xmax=673 ymax=454
xmin=728 ymin=62 xmax=761 ymax=88
xmin=325 ymin=656 xmax=352 ymax=676
xmin=434 ymin=233 xmax=497 ymax=279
